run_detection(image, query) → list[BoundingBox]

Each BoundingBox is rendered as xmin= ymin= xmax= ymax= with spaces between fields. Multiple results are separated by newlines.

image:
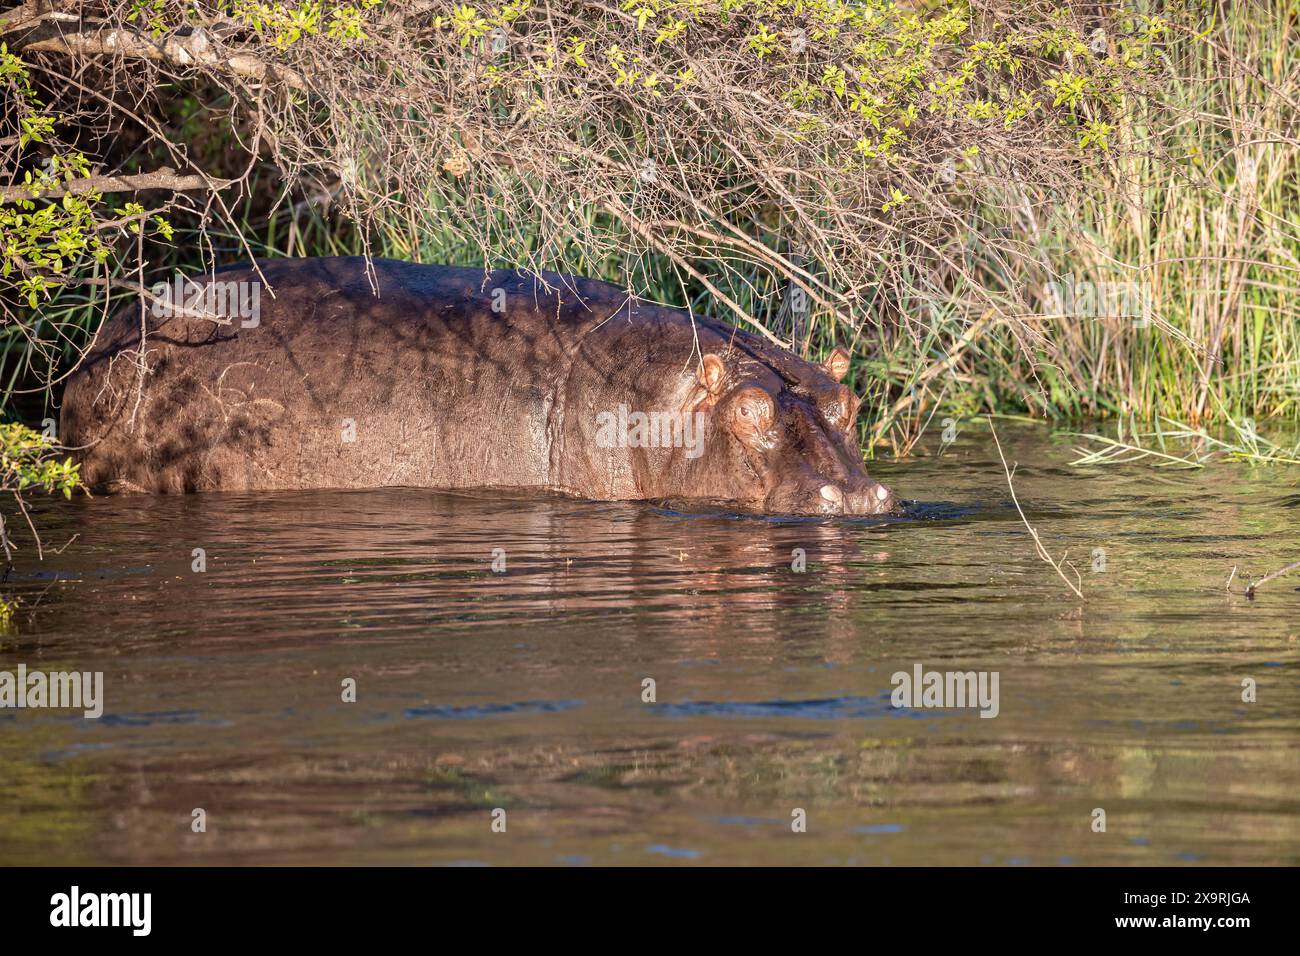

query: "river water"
xmin=1 ymin=425 xmax=1296 ymax=865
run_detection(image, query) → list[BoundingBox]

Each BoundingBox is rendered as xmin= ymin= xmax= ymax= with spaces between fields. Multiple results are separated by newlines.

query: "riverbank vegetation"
xmin=0 ymin=420 xmax=80 ymax=564
xmin=1 ymin=0 xmax=1296 ymax=460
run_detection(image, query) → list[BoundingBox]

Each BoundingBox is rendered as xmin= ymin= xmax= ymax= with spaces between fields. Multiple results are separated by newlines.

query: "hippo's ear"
xmin=698 ymin=353 xmax=727 ymax=395
xmin=823 ymin=347 xmax=852 ymax=383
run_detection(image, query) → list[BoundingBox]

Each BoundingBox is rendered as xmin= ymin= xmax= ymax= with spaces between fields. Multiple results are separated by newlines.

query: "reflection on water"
xmin=0 ymin=426 xmax=1297 ymax=865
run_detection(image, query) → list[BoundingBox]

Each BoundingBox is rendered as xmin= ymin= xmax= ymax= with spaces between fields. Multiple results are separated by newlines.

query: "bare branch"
xmin=8 ymin=19 xmax=308 ymax=90
xmin=1 ymin=167 xmax=232 ymax=202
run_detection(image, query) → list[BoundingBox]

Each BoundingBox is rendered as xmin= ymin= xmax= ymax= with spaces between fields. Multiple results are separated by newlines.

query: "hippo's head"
xmin=677 ymin=345 xmax=896 ymax=516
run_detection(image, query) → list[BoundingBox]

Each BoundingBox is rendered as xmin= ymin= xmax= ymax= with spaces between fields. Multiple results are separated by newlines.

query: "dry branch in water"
xmin=988 ymin=420 xmax=1084 ymax=600
xmin=1244 ymin=560 xmax=1300 ymax=600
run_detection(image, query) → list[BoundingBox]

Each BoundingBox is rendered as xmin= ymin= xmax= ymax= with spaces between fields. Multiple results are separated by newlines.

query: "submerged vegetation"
xmin=1069 ymin=416 xmax=1300 ymax=468
xmin=0 ymin=0 xmax=1296 ymax=461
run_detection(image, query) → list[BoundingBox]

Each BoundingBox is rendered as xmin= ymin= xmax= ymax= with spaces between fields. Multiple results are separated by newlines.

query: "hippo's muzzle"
xmin=817 ymin=480 xmax=895 ymax=516
xmin=765 ymin=475 xmax=895 ymax=517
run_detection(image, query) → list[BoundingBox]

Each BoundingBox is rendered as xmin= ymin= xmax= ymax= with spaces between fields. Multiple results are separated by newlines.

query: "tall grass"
xmin=959 ymin=0 xmax=1300 ymax=428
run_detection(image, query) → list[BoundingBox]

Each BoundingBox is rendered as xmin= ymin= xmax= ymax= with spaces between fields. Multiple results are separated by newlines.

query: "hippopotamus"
xmin=59 ymin=257 xmax=896 ymax=516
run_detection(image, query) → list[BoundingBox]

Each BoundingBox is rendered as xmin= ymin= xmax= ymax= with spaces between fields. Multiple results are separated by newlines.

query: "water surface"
xmin=1 ymin=426 xmax=1297 ymax=865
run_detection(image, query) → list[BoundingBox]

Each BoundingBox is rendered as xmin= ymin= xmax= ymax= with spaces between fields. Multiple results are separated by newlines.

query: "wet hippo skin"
xmin=60 ymin=257 xmax=895 ymax=515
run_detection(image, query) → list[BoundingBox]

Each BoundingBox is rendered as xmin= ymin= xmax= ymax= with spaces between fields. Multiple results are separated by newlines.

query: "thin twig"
xmin=989 ymin=421 xmax=1084 ymax=600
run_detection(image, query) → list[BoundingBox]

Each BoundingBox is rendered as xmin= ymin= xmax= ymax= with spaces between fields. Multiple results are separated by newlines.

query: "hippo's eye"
xmin=730 ymin=387 xmax=776 ymax=442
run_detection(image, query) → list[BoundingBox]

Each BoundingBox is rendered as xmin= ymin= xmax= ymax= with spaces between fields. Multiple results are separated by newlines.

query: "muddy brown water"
xmin=1 ymin=425 xmax=1297 ymax=865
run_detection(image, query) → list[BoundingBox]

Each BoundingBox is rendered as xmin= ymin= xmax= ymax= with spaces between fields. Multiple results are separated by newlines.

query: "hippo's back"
xmin=60 ymin=257 xmax=649 ymax=494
